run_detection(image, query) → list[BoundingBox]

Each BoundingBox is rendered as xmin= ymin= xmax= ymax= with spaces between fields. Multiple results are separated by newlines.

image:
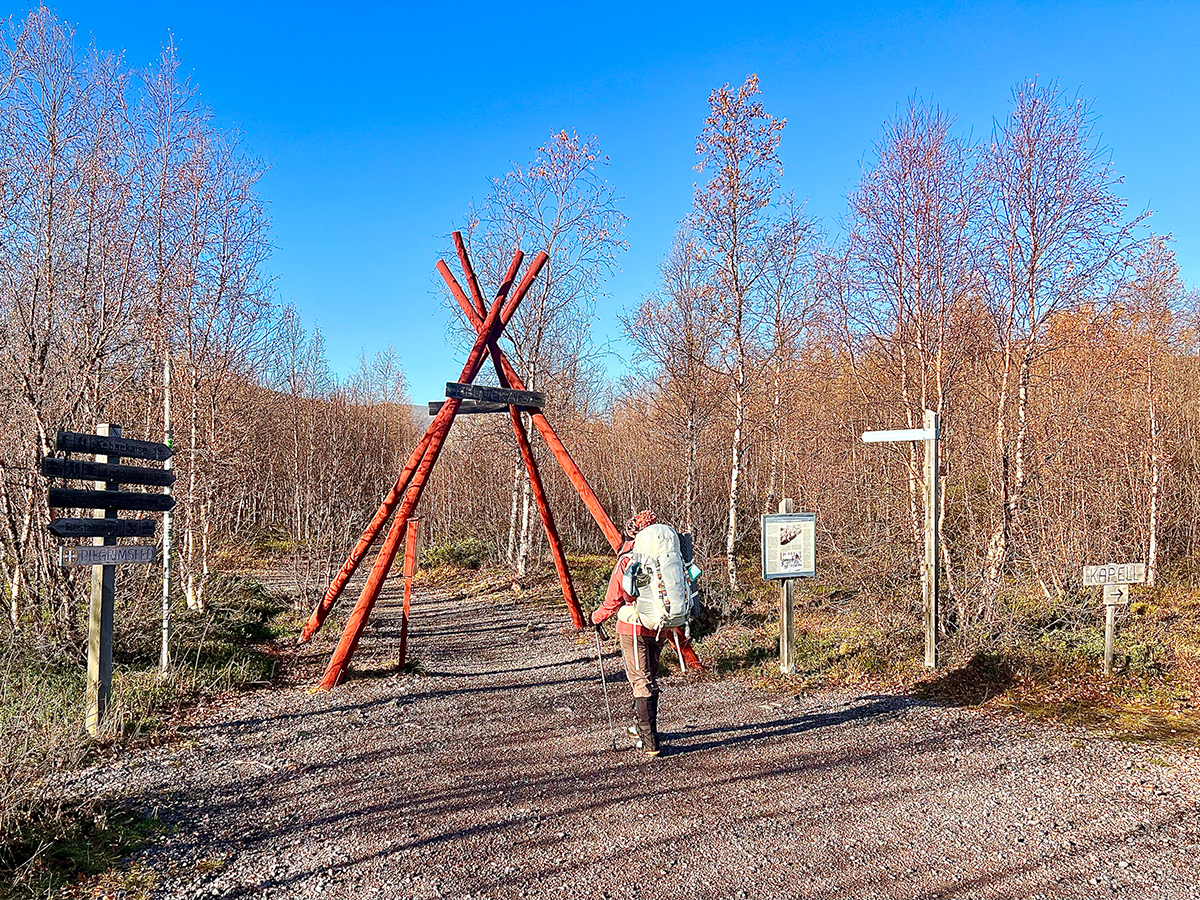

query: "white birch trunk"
xmin=160 ymin=350 xmax=173 ymax=674
xmin=724 ymin=360 xmax=746 ymax=591
xmin=507 ymin=456 xmax=520 ymax=567
xmin=517 ymin=470 xmax=531 ymax=579
xmin=1146 ymin=357 xmax=1160 ymax=586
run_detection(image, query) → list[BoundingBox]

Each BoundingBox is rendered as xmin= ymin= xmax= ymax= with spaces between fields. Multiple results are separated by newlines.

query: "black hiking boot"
xmin=648 ymin=692 xmax=661 ymax=752
xmin=634 ymin=696 xmax=660 ymax=757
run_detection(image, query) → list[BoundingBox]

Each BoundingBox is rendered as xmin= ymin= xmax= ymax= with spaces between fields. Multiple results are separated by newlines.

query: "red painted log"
xmin=452 ymin=232 xmax=488 ymax=318
xmin=301 ymin=248 xmax=525 ymax=643
xmin=440 ymin=268 xmax=624 ymax=552
xmin=299 ymin=415 xmax=439 ymax=642
xmin=318 ymin=404 xmax=456 ymax=690
xmin=318 ymin=256 xmax=543 ymax=689
xmin=398 ymin=517 xmax=420 ymax=668
xmin=507 ymin=402 xmax=584 ymax=629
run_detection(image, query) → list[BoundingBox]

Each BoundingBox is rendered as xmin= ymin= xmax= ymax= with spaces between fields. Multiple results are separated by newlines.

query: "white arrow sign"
xmin=861 ymin=427 xmax=937 ymax=443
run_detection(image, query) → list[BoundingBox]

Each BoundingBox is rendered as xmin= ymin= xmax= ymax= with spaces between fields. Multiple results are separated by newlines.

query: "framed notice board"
xmin=760 ymin=513 xmax=816 ymax=580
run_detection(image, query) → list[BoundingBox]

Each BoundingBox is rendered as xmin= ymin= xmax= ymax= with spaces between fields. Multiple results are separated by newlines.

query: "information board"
xmin=760 ymin=512 xmax=816 ymax=580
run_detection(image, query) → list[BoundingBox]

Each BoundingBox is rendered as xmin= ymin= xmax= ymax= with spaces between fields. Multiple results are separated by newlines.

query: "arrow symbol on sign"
xmin=1103 ymin=584 xmax=1129 ymax=605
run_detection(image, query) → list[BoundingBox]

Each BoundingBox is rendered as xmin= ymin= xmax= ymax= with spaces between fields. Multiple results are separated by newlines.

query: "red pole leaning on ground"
xmin=317 ymin=254 xmax=545 ymax=690
xmin=297 ymin=248 xmax=526 ymax=643
xmin=440 ymin=254 xmax=706 ymax=671
xmin=398 ymin=517 xmax=419 ymax=669
xmin=450 ymin=236 xmax=585 ymax=629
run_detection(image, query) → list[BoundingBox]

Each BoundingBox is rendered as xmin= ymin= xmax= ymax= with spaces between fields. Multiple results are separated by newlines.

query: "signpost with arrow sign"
xmin=1083 ymin=561 xmax=1146 ymax=676
xmin=862 ymin=410 xmax=941 ymax=668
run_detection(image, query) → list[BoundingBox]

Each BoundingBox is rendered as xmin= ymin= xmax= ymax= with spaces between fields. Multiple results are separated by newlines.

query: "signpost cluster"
xmin=42 ymin=425 xmax=174 ymax=735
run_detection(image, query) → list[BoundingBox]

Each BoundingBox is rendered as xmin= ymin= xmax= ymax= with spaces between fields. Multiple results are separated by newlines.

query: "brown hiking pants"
xmin=618 ymin=630 xmax=662 ymax=699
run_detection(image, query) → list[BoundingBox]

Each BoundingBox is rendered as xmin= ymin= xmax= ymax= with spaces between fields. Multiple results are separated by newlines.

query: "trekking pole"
xmin=593 ymin=625 xmax=619 ymax=751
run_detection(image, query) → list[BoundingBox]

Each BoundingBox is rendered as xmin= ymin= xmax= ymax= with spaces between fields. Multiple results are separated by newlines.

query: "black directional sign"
xmin=48 ymin=487 xmax=175 ymax=513
xmin=49 ymin=518 xmax=157 ymax=538
xmin=41 ymin=456 xmax=175 ymax=487
xmin=428 ymin=400 xmax=510 ymax=416
xmin=60 ymin=545 xmax=157 ymax=566
xmin=445 ymin=382 xmax=546 ymax=408
xmin=56 ymin=430 xmax=172 ymax=462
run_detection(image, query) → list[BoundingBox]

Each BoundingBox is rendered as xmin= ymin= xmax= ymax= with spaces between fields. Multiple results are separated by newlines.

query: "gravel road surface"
xmin=64 ymin=580 xmax=1200 ymax=899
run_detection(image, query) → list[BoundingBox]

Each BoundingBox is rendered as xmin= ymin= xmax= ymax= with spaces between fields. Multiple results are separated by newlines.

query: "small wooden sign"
xmin=1083 ymin=563 xmax=1146 ymax=587
xmin=445 ymin=381 xmax=546 ymax=408
xmin=48 ymin=487 xmax=175 ymax=513
xmin=60 ymin=545 xmax=157 ymax=567
xmin=1103 ymin=583 xmax=1131 ymax=606
xmin=41 ymin=456 xmax=175 ymax=487
xmin=49 ymin=517 xmax=157 ymax=538
xmin=56 ymin=430 xmax=172 ymax=462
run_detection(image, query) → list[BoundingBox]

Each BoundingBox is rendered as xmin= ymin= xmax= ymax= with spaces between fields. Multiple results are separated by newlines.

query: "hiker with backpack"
xmin=591 ymin=510 xmax=698 ymax=757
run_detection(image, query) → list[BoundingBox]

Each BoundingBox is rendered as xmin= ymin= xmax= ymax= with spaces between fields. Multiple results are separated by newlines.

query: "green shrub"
xmin=423 ymin=534 xmax=491 ymax=570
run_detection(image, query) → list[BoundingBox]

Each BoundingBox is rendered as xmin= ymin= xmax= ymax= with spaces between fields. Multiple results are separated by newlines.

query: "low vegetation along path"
xmin=69 ymin=578 xmax=1200 ymax=899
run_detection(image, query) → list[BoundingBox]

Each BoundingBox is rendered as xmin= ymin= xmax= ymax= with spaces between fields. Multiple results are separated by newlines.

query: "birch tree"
xmin=842 ymin=101 xmax=985 ymax=617
xmin=979 ymin=80 xmax=1145 ymax=610
xmin=623 ymin=229 xmax=724 ymax=539
xmin=690 ymin=74 xmax=792 ymax=590
xmin=461 ymin=129 xmax=625 ymax=575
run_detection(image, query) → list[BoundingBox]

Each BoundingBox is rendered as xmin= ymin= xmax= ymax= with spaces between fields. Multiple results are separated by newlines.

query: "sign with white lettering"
xmin=59 ymin=545 xmax=157 ymax=567
xmin=1082 ymin=563 xmax=1146 ymax=587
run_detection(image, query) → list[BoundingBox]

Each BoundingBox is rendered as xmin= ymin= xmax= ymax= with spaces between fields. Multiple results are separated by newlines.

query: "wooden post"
xmin=85 ymin=424 xmax=120 ymax=737
xmin=507 ymin=406 xmax=584 ymax=628
xmin=1104 ymin=599 xmax=1116 ymax=676
xmin=398 ymin=517 xmax=420 ymax=669
xmin=779 ymin=498 xmax=795 ymax=675
xmin=923 ymin=409 xmax=940 ymax=669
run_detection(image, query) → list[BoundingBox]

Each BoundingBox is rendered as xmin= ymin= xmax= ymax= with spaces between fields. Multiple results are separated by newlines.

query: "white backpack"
xmin=623 ymin=524 xmax=696 ymax=634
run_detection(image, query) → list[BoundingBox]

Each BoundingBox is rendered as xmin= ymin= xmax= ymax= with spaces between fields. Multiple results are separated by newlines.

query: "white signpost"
xmin=1084 ymin=561 xmax=1146 ymax=675
xmin=862 ymin=410 xmax=940 ymax=668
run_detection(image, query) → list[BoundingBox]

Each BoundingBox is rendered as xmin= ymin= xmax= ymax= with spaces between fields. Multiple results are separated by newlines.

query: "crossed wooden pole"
xmin=300 ymin=235 xmax=703 ymax=689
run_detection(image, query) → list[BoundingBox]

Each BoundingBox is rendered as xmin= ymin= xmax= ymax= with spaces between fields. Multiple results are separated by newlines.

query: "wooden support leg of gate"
xmin=318 ymin=401 xmax=459 ymax=690
xmin=440 ymin=260 xmax=623 ymax=551
xmin=508 ymin=406 xmax=584 ymax=629
xmin=318 ymin=259 xmax=542 ymax=689
xmin=398 ymin=517 xmax=420 ymax=669
xmin=300 ymin=413 xmax=440 ymax=642
xmin=305 ymin=248 xmax=537 ymax=650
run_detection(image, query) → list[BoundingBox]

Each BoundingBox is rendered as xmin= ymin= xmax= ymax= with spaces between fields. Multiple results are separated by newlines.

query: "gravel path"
xmin=66 ymin=579 xmax=1200 ymax=899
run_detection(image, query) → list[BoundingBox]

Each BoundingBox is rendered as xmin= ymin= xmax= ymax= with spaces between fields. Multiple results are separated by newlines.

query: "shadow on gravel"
xmin=666 ymin=695 xmax=919 ymax=755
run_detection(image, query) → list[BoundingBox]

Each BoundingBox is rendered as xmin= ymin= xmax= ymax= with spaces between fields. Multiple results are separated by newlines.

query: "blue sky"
xmin=20 ymin=1 xmax=1200 ymax=402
